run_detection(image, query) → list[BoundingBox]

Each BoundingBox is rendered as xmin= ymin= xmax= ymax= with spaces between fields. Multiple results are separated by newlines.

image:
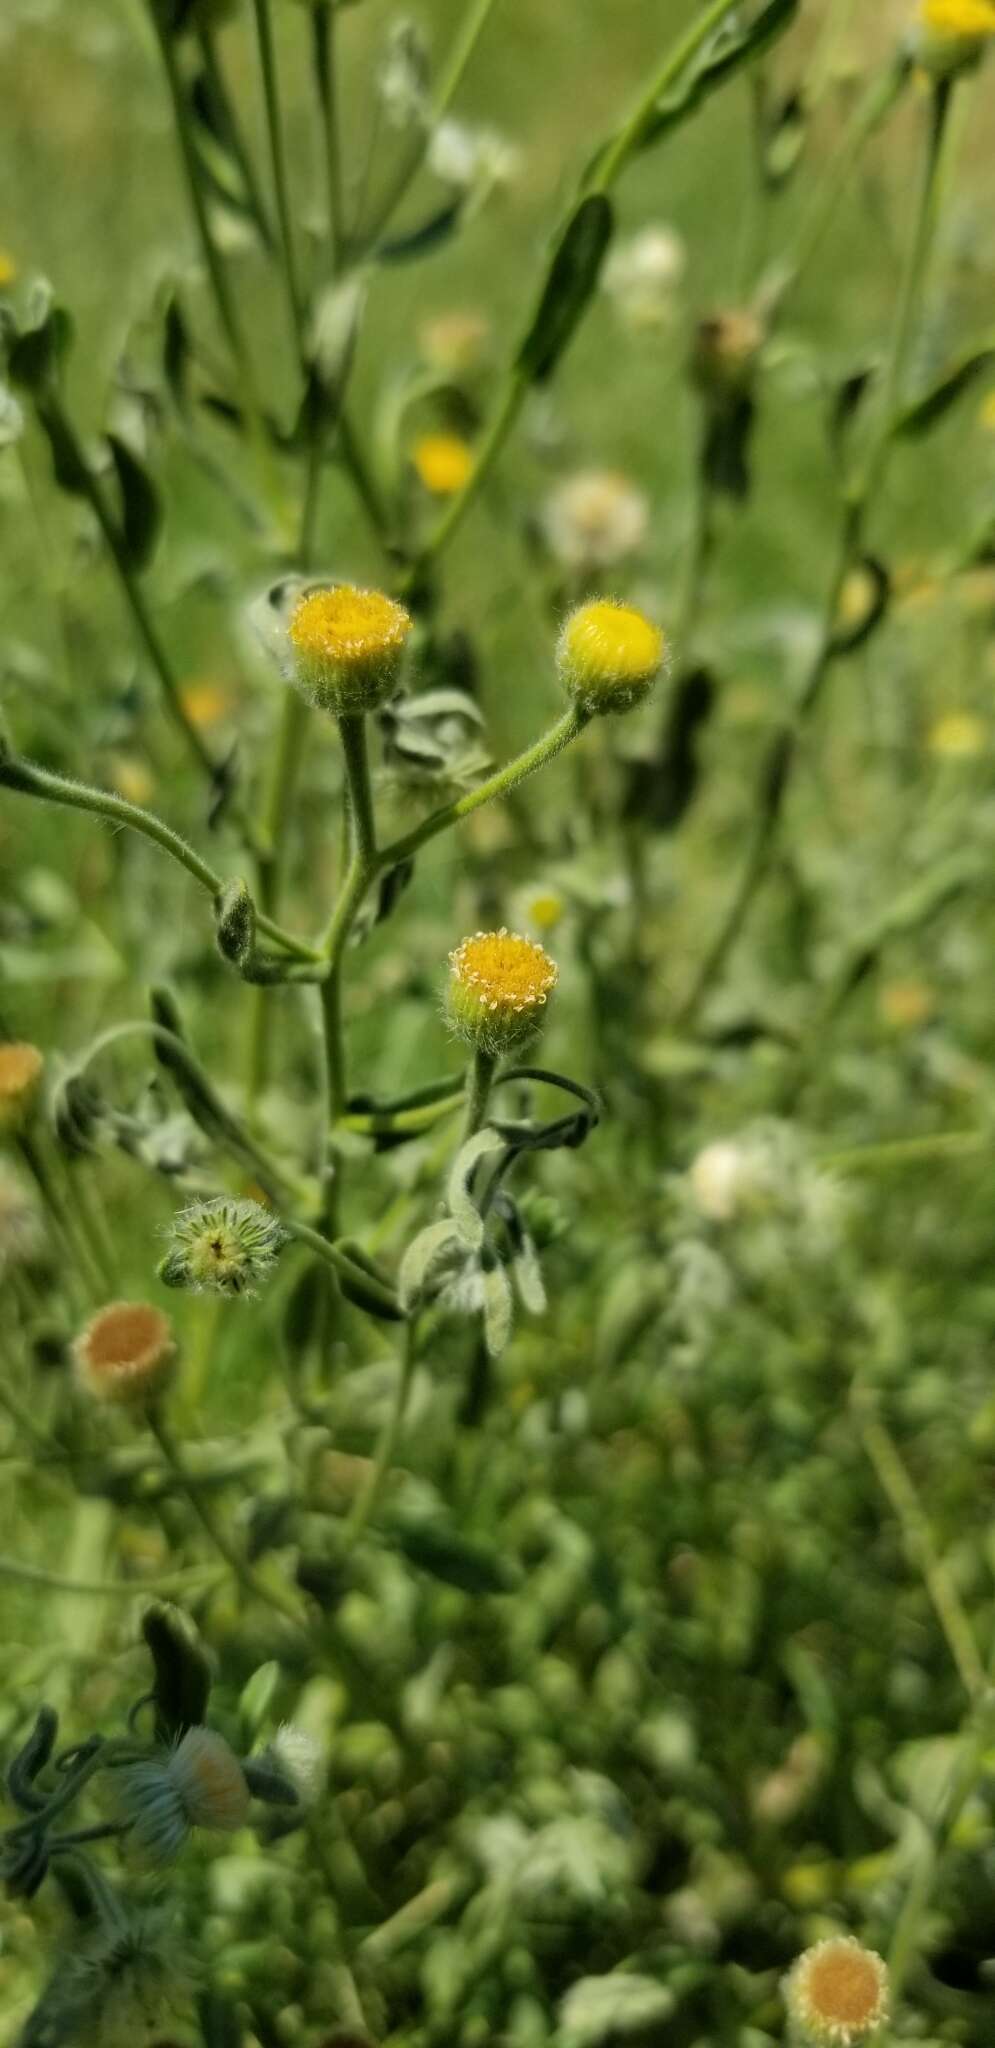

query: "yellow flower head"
xmin=448 ymin=928 xmax=558 ymax=1054
xmin=0 ymin=1043 xmax=44 ymax=1136
xmin=108 ymin=754 xmax=155 ymax=808
xmin=557 ymin=598 xmax=667 ymax=715
xmin=412 ymin=433 xmax=475 ymax=496
xmin=180 ymin=679 xmax=232 ymax=729
xmin=0 ymin=251 xmax=17 ymax=290
xmin=979 ymin=389 xmax=995 ymax=432
xmin=287 ymin=584 xmax=413 ymax=715
xmin=920 ymin=0 xmax=995 ymax=70
xmin=785 ymin=1938 xmax=888 ymax=2047
xmin=927 ymin=710 xmax=986 ymax=757
xmin=73 ymin=1301 xmax=177 ymax=1408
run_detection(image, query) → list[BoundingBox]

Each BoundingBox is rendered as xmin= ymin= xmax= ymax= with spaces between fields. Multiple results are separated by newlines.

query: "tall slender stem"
xmin=342 ymin=1322 xmax=417 ymax=1551
xmin=252 ymin=0 xmax=305 ymax=356
xmin=588 ymin=0 xmax=742 ymax=194
xmin=148 ymin=1409 xmax=306 ymax=1628
xmin=380 ymin=706 xmax=588 ymax=870
xmin=358 ymin=0 xmax=501 ymax=250
xmin=197 ymin=22 xmax=277 ymax=251
xmin=312 ymin=0 xmax=346 ymax=267
xmin=461 ymin=1049 xmax=496 ymax=1143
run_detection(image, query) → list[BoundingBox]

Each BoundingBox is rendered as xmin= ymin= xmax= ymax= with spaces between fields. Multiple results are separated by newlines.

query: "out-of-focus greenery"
xmin=3 ymin=1 xmax=995 ymax=2045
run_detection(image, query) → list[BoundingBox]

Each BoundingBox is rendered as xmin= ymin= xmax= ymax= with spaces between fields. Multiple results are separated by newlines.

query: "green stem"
xmin=462 ymin=1048 xmax=496 ymax=1143
xmin=854 ymin=1390 xmax=985 ymax=1702
xmin=342 ymin=1321 xmax=417 ymax=1551
xmin=0 ymin=752 xmax=318 ymax=960
xmin=823 ymin=1129 xmax=986 ymax=1175
xmin=861 ymin=78 xmax=954 ymax=503
xmin=148 ymin=1408 xmax=307 ymax=1628
xmin=320 ymin=714 xmax=378 ymax=1125
xmin=151 ymin=12 xmax=256 ymax=387
xmin=588 ymin=0 xmax=743 ymax=193
xmin=408 ymin=368 xmax=523 ymax=579
xmin=0 ymin=1555 xmax=224 ymax=1598
xmin=769 ymin=54 xmax=910 ymax=321
xmin=17 ymin=1131 xmax=102 ymax=1298
xmin=281 ymin=1218 xmax=400 ymax=1317
xmin=379 ymin=705 xmax=588 ymax=869
xmin=358 ymin=0 xmax=501 ymax=249
xmin=312 ymin=0 xmax=345 ymax=266
xmin=197 ymin=22 xmax=277 ymax=252
xmin=251 ymin=0 xmax=305 ymax=355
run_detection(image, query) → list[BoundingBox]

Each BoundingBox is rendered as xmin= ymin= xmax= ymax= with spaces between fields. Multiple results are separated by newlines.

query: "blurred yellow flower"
xmin=0 ymin=251 xmax=17 ymax=289
xmin=411 ymin=433 xmax=475 ymax=496
xmin=180 ymin=679 xmax=232 ymax=728
xmin=418 ymin=310 xmax=490 ymax=376
xmin=923 ymin=0 xmax=995 ymax=34
xmin=978 ymin=389 xmax=995 ymax=432
xmin=835 ymin=564 xmax=879 ymax=633
xmin=878 ymin=980 xmax=935 ymax=1030
xmin=523 ymin=890 xmax=565 ymax=933
xmin=927 ymin=710 xmax=986 ymax=756
xmin=108 ymin=755 xmax=155 ymax=807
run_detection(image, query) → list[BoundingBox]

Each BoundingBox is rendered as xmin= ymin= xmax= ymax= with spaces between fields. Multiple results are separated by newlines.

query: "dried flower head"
xmin=448 ymin=928 xmax=558 ymax=1054
xmin=287 ymin=584 xmax=413 ymax=715
xmin=0 ymin=1042 xmax=44 ymax=1135
xmin=121 ymin=1727 xmax=250 ymax=1863
xmin=418 ymin=308 xmax=491 ymax=374
xmin=692 ymin=308 xmax=765 ymax=396
xmin=540 ymin=470 xmax=649 ymax=570
xmin=785 ymin=1937 xmax=889 ymax=2046
xmin=412 ymin=432 xmax=475 ymax=496
xmin=920 ymin=0 xmax=995 ymax=70
xmin=73 ymin=1303 xmax=177 ymax=1408
xmin=557 ymin=598 xmax=667 ymax=715
xmin=159 ymin=1196 xmax=286 ymax=1298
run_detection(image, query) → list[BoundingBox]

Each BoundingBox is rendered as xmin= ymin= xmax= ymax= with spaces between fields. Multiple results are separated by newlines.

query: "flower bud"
xmin=287 ymin=584 xmax=413 ymax=715
xmin=917 ymin=0 xmax=995 ymax=73
xmin=447 ymin=928 xmax=557 ymax=1055
xmin=0 ymin=1042 xmax=44 ymax=1136
xmin=557 ymin=599 xmax=666 ymax=716
xmin=73 ymin=1302 xmax=177 ymax=1408
xmin=159 ymin=1195 xmax=287 ymax=1298
xmin=784 ymin=1937 xmax=889 ymax=2046
xmin=691 ymin=307 xmax=764 ymax=398
xmin=214 ymin=878 xmax=257 ymax=969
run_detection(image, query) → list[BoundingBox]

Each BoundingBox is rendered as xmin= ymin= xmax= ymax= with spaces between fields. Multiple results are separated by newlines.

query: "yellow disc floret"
xmin=0 ymin=1043 xmax=44 ymax=1136
xmin=557 ymin=598 xmax=667 ymax=715
xmin=412 ymin=433 xmax=475 ymax=496
xmin=287 ymin=584 xmax=413 ymax=715
xmin=784 ymin=1937 xmax=889 ymax=2047
xmin=73 ymin=1301 xmax=177 ymax=1408
xmin=448 ymin=928 xmax=558 ymax=1054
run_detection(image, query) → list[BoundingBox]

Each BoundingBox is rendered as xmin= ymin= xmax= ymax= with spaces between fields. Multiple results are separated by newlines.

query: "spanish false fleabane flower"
xmin=557 ymin=598 xmax=667 ymax=716
xmin=784 ymin=1937 xmax=889 ymax=2046
xmin=73 ymin=1303 xmax=177 ymax=1408
xmin=287 ymin=583 xmax=413 ymax=715
xmin=918 ymin=0 xmax=995 ymax=72
xmin=447 ymin=929 xmax=558 ymax=1056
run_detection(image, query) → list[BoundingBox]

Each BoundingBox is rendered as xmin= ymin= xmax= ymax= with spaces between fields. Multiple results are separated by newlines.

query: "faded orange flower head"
xmin=0 ymin=1043 xmax=44 ymax=1135
xmin=73 ymin=1301 xmax=177 ymax=1408
xmin=785 ymin=1937 xmax=888 ymax=2046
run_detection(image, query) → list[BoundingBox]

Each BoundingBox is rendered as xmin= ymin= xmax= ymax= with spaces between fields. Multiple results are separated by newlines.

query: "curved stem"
xmin=0 ymin=752 xmax=320 ymax=960
xmin=379 ymin=705 xmax=588 ymax=869
xmin=588 ymin=0 xmax=742 ymax=194
xmin=148 ymin=1408 xmax=306 ymax=1628
xmin=281 ymin=1219 xmax=400 ymax=1317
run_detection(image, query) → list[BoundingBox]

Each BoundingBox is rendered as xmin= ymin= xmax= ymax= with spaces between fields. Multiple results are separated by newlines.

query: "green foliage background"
xmin=3 ymin=1 xmax=995 ymax=2044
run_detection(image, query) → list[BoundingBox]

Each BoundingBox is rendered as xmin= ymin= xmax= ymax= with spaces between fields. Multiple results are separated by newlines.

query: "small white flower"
xmin=429 ymin=119 xmax=521 ymax=192
xmin=603 ymin=224 xmax=687 ymax=328
xmin=688 ymin=1140 xmax=750 ymax=1222
xmin=270 ymin=1723 xmax=326 ymax=1807
xmin=540 ymin=470 xmax=649 ymax=570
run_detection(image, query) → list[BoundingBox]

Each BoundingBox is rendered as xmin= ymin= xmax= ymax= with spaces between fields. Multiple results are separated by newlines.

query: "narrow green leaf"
xmin=107 ymin=432 xmax=163 ymax=571
xmin=516 ymin=194 xmax=614 ymax=385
